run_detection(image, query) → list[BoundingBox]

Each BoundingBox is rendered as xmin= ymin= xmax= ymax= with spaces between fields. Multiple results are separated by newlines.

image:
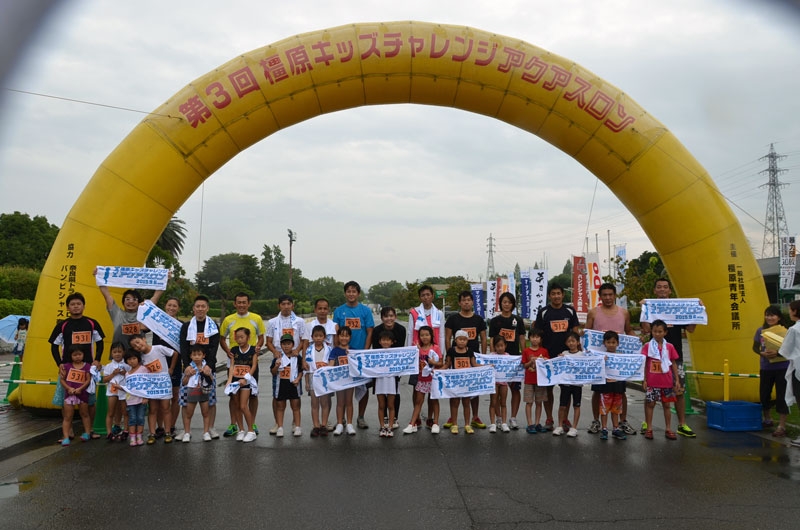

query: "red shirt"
xmin=521 ymin=347 xmax=550 ymax=385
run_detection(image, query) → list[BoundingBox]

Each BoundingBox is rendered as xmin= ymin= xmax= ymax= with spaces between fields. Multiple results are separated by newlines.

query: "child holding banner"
xmin=129 ymin=334 xmax=175 ymax=444
xmin=376 ymin=331 xmax=399 ymax=438
xmin=327 ymin=327 xmax=356 ymax=436
xmin=102 ymin=342 xmax=129 ymax=442
xmin=226 ymin=328 xmax=258 ymax=443
xmin=123 ymin=349 xmax=148 ymax=447
xmin=642 ymin=320 xmax=680 ymax=440
xmin=488 ymin=336 xmax=511 ymax=433
xmin=307 ymin=325 xmax=332 ymax=437
xmin=447 ymin=330 xmax=479 ymax=435
xmin=59 ymin=346 xmax=94 ymax=446
xmin=181 ymin=345 xmax=213 ymax=443
xmin=521 ymin=329 xmax=549 ymax=433
xmin=553 ymin=332 xmax=582 ymax=438
xmin=598 ymin=331 xmax=627 ymax=441
xmin=403 ymin=326 xmax=443 ymax=435
xmin=272 ymin=334 xmax=308 ymax=437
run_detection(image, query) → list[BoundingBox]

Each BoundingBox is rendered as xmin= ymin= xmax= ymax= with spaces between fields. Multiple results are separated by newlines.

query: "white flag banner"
xmin=486 ymin=280 xmax=498 ymax=320
xmin=430 ymin=366 xmax=495 ymax=399
xmin=312 ymin=365 xmax=371 ymax=396
xmin=603 ymin=353 xmax=646 ymax=381
xmin=347 ymin=347 xmax=419 ymax=378
xmin=96 ymin=266 xmax=169 ymax=290
xmin=780 ymin=236 xmax=797 ymax=290
xmin=137 ymin=300 xmax=182 ymax=351
xmin=474 ymin=353 xmax=525 ymax=383
xmin=536 ymin=355 xmax=606 ymax=386
xmin=120 ymin=372 xmax=172 ymax=399
xmin=530 ymin=269 xmax=548 ymax=321
xmin=640 ymin=298 xmax=708 ymax=325
xmin=582 ymin=329 xmax=642 ymax=355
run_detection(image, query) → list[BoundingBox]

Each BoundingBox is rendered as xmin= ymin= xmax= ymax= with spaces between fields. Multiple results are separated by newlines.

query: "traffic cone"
xmin=2 ymin=355 xmax=21 ymax=404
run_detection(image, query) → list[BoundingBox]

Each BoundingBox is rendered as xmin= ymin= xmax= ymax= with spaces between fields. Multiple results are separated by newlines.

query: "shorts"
xmin=276 ymin=378 xmax=301 ymax=401
xmin=88 ymin=393 xmax=96 ymax=406
xmin=179 ymin=373 xmax=217 ymax=406
xmin=186 ymin=384 xmax=210 ymax=403
xmin=375 ymin=376 xmax=398 ymax=395
xmin=523 ymin=383 xmax=548 ymax=404
xmin=415 ymin=380 xmax=432 ymax=394
xmin=558 ymin=384 xmax=582 ymax=408
xmin=127 ymin=403 xmax=146 ymax=426
xmin=509 ymin=381 xmax=521 ymax=392
xmin=600 ymin=392 xmax=623 ymax=415
xmin=64 ymin=395 xmax=83 ymax=406
xmin=170 ymin=369 xmax=183 ymax=388
xmin=645 ymin=386 xmax=676 ymax=404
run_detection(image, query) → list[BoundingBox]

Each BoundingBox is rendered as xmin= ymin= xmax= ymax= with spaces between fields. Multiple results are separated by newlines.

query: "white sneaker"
xmin=333 ymin=424 xmax=344 ymax=436
xmin=202 ymin=432 xmax=212 ymax=442
xmin=431 ymin=424 xmax=440 ymax=434
xmin=552 ymin=426 xmax=564 ymax=436
xmin=269 ymin=424 xmax=280 ymax=435
xmin=489 ymin=424 xmax=497 ymax=433
xmin=402 ymin=424 xmax=417 ymax=434
xmin=181 ymin=432 xmax=191 ymax=443
xmin=293 ymin=426 xmax=302 ymax=437
xmin=792 ymin=436 xmax=800 ymax=447
xmin=209 ymin=428 xmax=220 ymax=439
xmin=346 ymin=423 xmax=356 ymax=435
xmin=392 ymin=421 xmax=399 ymax=429
xmin=509 ymin=418 xmax=519 ymax=430
xmin=501 ymin=423 xmax=511 ymax=433
xmin=243 ymin=431 xmax=257 ymax=443
xmin=276 ymin=427 xmax=284 ymax=438
xmin=567 ymin=427 xmax=578 ymax=437
xmin=236 ymin=431 xmax=245 ymax=441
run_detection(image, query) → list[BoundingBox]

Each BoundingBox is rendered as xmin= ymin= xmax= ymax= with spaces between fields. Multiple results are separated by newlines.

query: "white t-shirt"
xmin=308 ymin=318 xmax=338 ymax=348
xmin=141 ymin=345 xmax=173 ymax=375
xmin=103 ymin=359 xmax=131 ymax=398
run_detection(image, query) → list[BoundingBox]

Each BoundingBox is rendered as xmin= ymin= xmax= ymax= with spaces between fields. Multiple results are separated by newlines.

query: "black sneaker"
xmin=677 ymin=424 xmax=696 ymax=438
xmin=155 ymin=427 xmax=165 ymax=439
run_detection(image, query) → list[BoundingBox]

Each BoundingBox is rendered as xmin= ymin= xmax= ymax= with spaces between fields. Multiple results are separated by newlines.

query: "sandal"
xmin=772 ymin=428 xmax=786 ymax=438
xmin=89 ymin=431 xmax=101 ymax=440
xmin=665 ymin=430 xmax=677 ymax=440
xmin=80 ymin=433 xmax=91 ymax=442
xmin=645 ymin=429 xmax=654 ymax=440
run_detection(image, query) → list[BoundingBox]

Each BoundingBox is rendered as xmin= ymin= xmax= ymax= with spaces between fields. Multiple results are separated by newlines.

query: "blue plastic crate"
xmin=706 ymin=400 xmax=761 ymax=432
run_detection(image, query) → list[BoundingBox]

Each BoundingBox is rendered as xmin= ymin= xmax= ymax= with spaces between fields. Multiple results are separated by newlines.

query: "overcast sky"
xmin=1 ymin=0 xmax=799 ymax=290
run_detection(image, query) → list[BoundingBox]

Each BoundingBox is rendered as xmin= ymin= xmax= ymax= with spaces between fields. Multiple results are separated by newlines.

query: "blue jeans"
xmin=127 ymin=403 xmax=146 ymax=427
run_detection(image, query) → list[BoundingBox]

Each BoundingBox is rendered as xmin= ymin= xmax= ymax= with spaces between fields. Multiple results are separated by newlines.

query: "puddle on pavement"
xmin=727 ymin=438 xmax=800 ymax=482
xmin=0 ymin=479 xmax=33 ymax=498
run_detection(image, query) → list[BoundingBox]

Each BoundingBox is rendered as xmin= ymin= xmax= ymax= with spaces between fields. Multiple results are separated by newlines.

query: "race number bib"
xmin=650 ymin=359 xmax=662 ymax=373
xmin=419 ymin=359 xmax=428 ymax=372
xmin=315 ymin=361 xmax=328 ymax=369
xmin=550 ymin=320 xmax=568 ymax=333
xmin=71 ymin=331 xmax=91 ymax=345
xmin=232 ymin=365 xmax=251 ymax=378
xmin=345 ymin=318 xmax=362 ymax=330
xmin=67 ymin=368 xmax=89 ymax=384
xmin=194 ymin=333 xmax=209 ymax=345
xmin=455 ymin=357 xmax=471 ymax=369
xmin=121 ymin=323 xmax=141 ymax=335
xmin=281 ymin=328 xmax=294 ymax=337
xmin=462 ymin=327 xmax=477 ymax=340
xmin=499 ymin=328 xmax=516 ymax=342
xmin=279 ymin=366 xmax=291 ymax=380
xmin=145 ymin=359 xmax=163 ymax=373
xmin=338 ymin=356 xmax=349 ymax=366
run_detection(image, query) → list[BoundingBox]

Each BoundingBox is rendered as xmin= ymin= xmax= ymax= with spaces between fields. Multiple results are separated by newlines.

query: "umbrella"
xmin=0 ymin=315 xmax=29 ymax=344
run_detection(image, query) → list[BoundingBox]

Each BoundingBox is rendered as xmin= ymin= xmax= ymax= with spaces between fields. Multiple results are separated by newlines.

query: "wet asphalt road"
xmin=1 ymin=380 xmax=799 ymax=530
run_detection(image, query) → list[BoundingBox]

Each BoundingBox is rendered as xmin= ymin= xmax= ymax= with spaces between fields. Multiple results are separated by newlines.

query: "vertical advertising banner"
xmin=519 ymin=270 xmax=531 ymax=320
xmin=471 ymin=283 xmax=486 ymax=318
xmin=780 ymin=236 xmax=797 ymax=290
xmin=614 ymin=244 xmax=627 ymax=308
xmin=530 ymin=268 xmax=548 ymax=322
xmin=586 ymin=252 xmax=602 ymax=309
xmin=573 ymin=256 xmax=589 ymax=323
xmin=486 ymin=280 xmax=498 ymax=320
xmin=507 ymin=272 xmax=517 ymax=315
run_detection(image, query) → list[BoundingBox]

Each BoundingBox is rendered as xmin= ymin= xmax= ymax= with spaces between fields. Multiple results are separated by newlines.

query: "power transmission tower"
xmin=760 ymin=143 xmax=790 ymax=258
xmin=486 ymin=233 xmax=496 ymax=280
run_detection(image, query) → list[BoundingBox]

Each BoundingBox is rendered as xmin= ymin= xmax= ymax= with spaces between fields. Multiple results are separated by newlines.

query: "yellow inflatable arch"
xmin=20 ymin=21 xmax=766 ymax=409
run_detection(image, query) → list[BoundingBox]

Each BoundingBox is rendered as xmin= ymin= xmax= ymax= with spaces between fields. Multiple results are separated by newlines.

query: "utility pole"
xmin=287 ymin=229 xmax=297 ymax=290
xmin=760 ymin=143 xmax=789 ymax=258
xmin=486 ymin=233 xmax=496 ymax=280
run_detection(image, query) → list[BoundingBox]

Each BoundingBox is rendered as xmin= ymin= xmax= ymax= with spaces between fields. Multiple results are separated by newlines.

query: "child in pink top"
xmin=59 ymin=346 xmax=93 ymax=446
xmin=641 ymin=319 xmax=680 ymax=440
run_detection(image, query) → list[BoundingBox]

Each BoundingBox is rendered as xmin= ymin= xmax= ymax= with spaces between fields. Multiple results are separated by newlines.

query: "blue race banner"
xmin=312 ymin=364 xmax=371 ymax=396
xmin=475 ymin=353 xmax=525 ymax=383
xmin=535 ymin=355 xmax=606 ymax=386
xmin=471 ymin=283 xmax=485 ymax=318
xmin=519 ymin=270 xmax=531 ymax=321
xmin=640 ymin=298 xmax=708 ymax=325
xmin=582 ymin=329 xmax=642 ymax=355
xmin=96 ymin=266 xmax=169 ymax=290
xmin=137 ymin=300 xmax=182 ymax=351
xmin=120 ymin=372 xmax=172 ymax=399
xmin=347 ymin=347 xmax=419 ymax=378
xmin=431 ymin=366 xmax=496 ymax=398
xmin=604 ymin=353 xmax=645 ymax=381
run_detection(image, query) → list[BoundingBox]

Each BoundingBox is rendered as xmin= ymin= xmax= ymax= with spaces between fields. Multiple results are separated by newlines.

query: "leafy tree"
xmin=367 ymin=280 xmax=404 ymax=307
xmin=0 ymin=211 xmax=59 ymax=269
xmin=0 ymin=266 xmax=40 ymax=299
xmin=160 ymin=276 xmax=198 ymax=317
xmin=603 ymin=250 xmax=667 ymax=306
xmin=304 ymin=276 xmax=345 ymax=307
xmin=195 ymin=253 xmax=260 ymax=313
xmin=147 ymin=216 xmax=187 ymax=277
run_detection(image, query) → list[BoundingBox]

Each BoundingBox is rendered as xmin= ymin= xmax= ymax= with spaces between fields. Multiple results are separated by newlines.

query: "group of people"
xmin=48 ymin=274 xmax=800 ymax=448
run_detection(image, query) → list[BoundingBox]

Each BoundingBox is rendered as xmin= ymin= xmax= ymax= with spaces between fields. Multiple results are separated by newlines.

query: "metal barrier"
xmin=685 ymin=358 xmax=760 ymax=402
